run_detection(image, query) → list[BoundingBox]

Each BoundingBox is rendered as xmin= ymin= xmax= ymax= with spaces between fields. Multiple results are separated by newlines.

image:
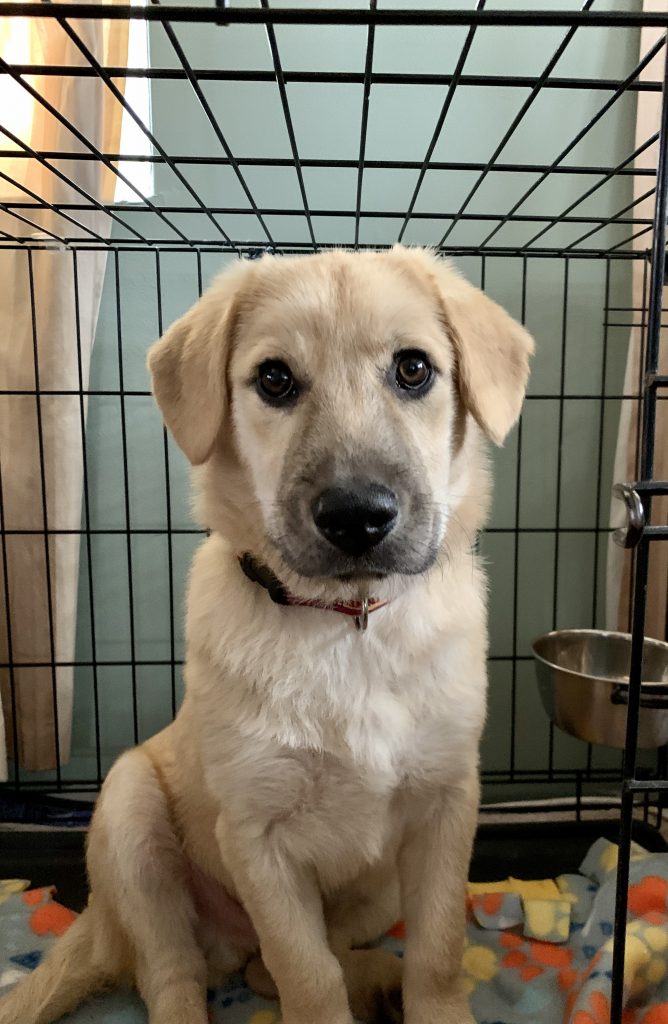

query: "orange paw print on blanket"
xmin=628 ymin=877 xmax=668 ymax=923
xmin=640 ymin=1006 xmax=668 ymax=1024
xmin=500 ymin=931 xmax=575 ymax=987
xmin=22 ymin=887 xmax=76 ymax=937
xmin=572 ymin=992 xmax=611 ymax=1024
xmin=572 ymin=991 xmax=638 ymax=1024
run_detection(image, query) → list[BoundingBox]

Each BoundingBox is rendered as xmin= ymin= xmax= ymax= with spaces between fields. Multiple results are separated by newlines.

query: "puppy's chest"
xmin=202 ymin=621 xmax=483 ymax=785
xmin=213 ymin=743 xmax=402 ymax=891
xmin=198 ymin=617 xmax=483 ymax=884
xmin=263 ymin=632 xmax=471 ymax=760
xmin=286 ymin=754 xmax=397 ymax=882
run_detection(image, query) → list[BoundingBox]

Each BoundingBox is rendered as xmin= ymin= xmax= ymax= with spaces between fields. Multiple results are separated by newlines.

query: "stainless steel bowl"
xmin=532 ymin=629 xmax=668 ymax=749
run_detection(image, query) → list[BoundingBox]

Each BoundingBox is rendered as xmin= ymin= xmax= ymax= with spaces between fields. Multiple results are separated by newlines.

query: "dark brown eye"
xmin=256 ymin=360 xmax=297 ymax=404
xmin=395 ymin=350 xmax=433 ymax=393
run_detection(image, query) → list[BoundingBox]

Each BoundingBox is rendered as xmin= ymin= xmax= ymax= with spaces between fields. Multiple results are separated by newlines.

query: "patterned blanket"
xmin=2 ymin=838 xmax=668 ymax=1023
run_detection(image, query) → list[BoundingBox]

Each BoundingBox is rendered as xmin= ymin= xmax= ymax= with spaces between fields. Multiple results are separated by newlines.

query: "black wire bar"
xmin=0 ymin=6 xmax=667 ymax=27
xmin=0 ymin=55 xmax=184 ymax=245
xmin=477 ymin=35 xmax=666 ymax=251
xmin=439 ymin=0 xmax=595 ymax=247
xmin=1 ymin=66 xmax=664 ymax=92
xmin=152 ymin=1 xmax=274 ymax=247
xmin=53 ymin=13 xmax=238 ymax=249
xmin=609 ymin=40 xmax=668 ymax=1024
xmin=523 ymin=132 xmax=660 ymax=251
xmin=0 ymin=10 xmax=662 ymax=254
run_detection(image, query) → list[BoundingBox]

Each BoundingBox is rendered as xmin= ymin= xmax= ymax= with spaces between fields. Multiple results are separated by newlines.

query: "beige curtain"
xmin=0 ymin=4 xmax=128 ymax=777
xmin=607 ymin=1 xmax=667 ymax=641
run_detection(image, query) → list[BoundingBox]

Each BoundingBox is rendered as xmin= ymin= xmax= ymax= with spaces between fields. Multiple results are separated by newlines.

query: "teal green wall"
xmin=43 ymin=1 xmax=650 ymax=795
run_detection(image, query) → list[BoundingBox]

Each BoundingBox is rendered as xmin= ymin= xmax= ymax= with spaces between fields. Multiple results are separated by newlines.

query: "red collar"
xmin=238 ymin=553 xmax=387 ymax=631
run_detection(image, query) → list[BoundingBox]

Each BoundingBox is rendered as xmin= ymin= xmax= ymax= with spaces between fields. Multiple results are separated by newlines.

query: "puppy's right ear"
xmin=147 ymin=260 xmax=251 ymax=465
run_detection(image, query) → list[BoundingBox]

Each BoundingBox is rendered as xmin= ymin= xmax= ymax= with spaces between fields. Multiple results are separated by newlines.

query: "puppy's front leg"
xmin=400 ymin=770 xmax=479 ymax=1024
xmin=218 ymin=820 xmax=353 ymax=1024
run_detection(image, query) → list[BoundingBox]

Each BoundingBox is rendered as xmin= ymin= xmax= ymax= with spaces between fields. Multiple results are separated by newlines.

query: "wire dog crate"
xmin=0 ymin=5 xmax=666 ymax=1023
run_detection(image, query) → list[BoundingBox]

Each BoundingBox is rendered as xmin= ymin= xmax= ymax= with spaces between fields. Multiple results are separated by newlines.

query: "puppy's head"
xmin=148 ymin=247 xmax=533 ymax=597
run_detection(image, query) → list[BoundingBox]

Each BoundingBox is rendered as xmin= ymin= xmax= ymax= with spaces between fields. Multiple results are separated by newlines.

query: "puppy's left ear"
xmin=394 ymin=248 xmax=534 ymax=446
xmin=147 ymin=259 xmax=252 ymax=465
xmin=433 ymin=260 xmax=534 ymax=446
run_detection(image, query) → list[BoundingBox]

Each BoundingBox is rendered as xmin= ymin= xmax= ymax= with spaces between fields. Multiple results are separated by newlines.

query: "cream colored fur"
xmin=0 ymin=246 xmax=533 ymax=1024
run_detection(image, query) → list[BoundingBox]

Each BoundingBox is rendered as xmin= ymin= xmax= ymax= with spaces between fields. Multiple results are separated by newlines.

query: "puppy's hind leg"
xmin=89 ymin=748 xmax=209 ymax=1024
xmin=0 ymin=902 xmax=120 ymax=1024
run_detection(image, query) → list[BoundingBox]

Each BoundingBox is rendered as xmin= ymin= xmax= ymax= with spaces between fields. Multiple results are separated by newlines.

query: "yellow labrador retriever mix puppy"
xmin=0 ymin=246 xmax=532 ymax=1024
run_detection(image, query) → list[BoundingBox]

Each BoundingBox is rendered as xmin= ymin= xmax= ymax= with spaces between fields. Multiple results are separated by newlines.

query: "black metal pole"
xmin=609 ymin=39 xmax=668 ymax=1024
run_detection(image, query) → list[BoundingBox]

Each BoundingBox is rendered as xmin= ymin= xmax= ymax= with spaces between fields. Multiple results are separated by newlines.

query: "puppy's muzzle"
xmin=312 ymin=482 xmax=399 ymax=557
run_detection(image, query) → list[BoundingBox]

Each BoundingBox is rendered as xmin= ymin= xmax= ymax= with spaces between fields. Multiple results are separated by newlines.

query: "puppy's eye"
xmin=395 ymin=350 xmax=433 ymax=393
xmin=256 ymin=360 xmax=298 ymax=405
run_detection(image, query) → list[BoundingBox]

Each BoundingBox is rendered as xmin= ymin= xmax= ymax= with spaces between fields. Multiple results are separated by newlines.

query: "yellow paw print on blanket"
xmin=602 ymin=924 xmax=668 ymax=998
xmin=580 ymin=837 xmax=650 ymax=883
xmin=462 ymin=944 xmax=500 ymax=993
xmin=249 ymin=1012 xmax=280 ymax=1024
xmin=644 ymin=925 xmax=668 ymax=955
xmin=523 ymin=898 xmax=571 ymax=944
xmin=468 ymin=878 xmax=561 ymax=900
xmin=467 ymin=878 xmax=571 ymax=943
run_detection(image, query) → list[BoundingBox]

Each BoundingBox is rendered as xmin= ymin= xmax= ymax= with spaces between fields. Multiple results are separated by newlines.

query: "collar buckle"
xmin=355 ymin=597 xmax=370 ymax=633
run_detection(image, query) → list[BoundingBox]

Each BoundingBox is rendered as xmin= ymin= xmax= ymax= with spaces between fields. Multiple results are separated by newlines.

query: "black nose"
xmin=312 ymin=483 xmax=399 ymax=557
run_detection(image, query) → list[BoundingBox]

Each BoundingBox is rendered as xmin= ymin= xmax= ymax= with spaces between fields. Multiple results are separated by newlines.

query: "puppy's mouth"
xmin=334 ymin=570 xmax=388 ymax=582
xmin=272 ymin=536 xmax=442 ymax=585
xmin=274 ymin=461 xmax=443 ymax=582
xmin=269 ymin=526 xmax=441 ymax=583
